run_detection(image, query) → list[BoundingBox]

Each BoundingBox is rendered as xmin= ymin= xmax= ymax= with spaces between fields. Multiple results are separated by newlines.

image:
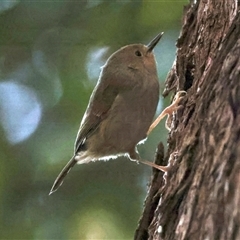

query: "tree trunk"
xmin=135 ymin=1 xmax=240 ymax=239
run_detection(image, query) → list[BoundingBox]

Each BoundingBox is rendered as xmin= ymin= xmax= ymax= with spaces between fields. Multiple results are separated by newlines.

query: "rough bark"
xmin=135 ymin=1 xmax=240 ymax=239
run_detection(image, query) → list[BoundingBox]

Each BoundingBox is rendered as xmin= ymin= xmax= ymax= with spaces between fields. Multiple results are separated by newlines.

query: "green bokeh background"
xmin=0 ymin=1 xmax=188 ymax=239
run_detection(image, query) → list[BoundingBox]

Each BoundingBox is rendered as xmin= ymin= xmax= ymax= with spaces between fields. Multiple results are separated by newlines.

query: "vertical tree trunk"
xmin=135 ymin=1 xmax=240 ymax=239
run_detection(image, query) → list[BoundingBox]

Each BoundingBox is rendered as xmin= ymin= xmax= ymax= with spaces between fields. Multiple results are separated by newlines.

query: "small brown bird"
xmin=49 ymin=33 xmax=185 ymax=195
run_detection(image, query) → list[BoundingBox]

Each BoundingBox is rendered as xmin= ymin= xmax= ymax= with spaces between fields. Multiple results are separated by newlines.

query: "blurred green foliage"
xmin=0 ymin=0 xmax=188 ymax=239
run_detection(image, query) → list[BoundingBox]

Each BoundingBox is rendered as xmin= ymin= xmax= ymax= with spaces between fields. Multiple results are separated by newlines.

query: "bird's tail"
xmin=49 ymin=156 xmax=77 ymax=195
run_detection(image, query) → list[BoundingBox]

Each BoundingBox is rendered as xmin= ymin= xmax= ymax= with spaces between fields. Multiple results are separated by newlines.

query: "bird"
xmin=49 ymin=32 xmax=185 ymax=195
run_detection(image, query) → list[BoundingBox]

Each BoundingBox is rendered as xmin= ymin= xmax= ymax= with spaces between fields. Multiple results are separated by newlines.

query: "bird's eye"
xmin=135 ymin=50 xmax=142 ymax=57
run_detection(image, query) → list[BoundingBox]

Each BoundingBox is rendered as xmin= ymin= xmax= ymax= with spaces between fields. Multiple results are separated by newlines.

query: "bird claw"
xmin=147 ymin=90 xmax=187 ymax=135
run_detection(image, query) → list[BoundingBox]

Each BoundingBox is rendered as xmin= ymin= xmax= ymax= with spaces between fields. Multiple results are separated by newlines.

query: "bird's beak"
xmin=147 ymin=32 xmax=164 ymax=53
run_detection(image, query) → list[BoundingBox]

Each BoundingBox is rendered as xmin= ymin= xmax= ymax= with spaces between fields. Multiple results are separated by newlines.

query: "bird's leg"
xmin=147 ymin=91 xmax=186 ymax=135
xmin=136 ymin=158 xmax=169 ymax=172
xmin=129 ymin=149 xmax=169 ymax=172
xmin=128 ymin=91 xmax=186 ymax=173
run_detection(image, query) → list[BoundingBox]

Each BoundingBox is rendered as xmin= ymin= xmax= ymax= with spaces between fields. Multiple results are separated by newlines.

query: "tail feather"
xmin=49 ymin=157 xmax=77 ymax=195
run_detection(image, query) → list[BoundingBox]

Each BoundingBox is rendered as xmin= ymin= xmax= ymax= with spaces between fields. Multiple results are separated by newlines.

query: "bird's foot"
xmin=147 ymin=90 xmax=186 ymax=135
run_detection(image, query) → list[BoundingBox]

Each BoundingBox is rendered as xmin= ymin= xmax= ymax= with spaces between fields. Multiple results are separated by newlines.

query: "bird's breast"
xmin=99 ymin=84 xmax=159 ymax=152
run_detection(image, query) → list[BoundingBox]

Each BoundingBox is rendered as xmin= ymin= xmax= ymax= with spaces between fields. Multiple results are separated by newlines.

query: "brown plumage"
xmin=49 ymin=33 xmax=166 ymax=195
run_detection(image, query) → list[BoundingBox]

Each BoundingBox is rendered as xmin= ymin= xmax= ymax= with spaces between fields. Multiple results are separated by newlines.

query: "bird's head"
xmin=104 ymin=32 xmax=163 ymax=77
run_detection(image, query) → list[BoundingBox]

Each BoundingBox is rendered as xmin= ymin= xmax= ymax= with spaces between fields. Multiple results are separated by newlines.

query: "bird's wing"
xmin=49 ymin=84 xmax=117 ymax=194
xmin=74 ymin=60 xmax=138 ymax=153
xmin=74 ymin=82 xmax=119 ymax=153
